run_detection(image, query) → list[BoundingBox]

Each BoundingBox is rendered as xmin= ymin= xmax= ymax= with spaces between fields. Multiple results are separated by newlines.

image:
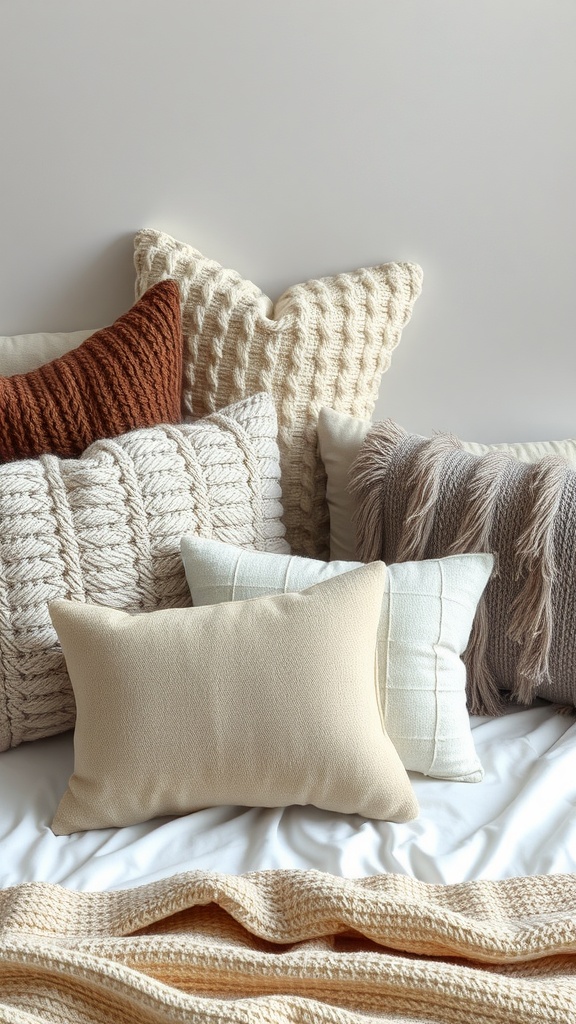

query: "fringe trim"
xmin=349 ymin=419 xmax=408 ymax=561
xmin=395 ymin=433 xmax=462 ymax=562
xmin=507 ymin=456 xmax=568 ymax=703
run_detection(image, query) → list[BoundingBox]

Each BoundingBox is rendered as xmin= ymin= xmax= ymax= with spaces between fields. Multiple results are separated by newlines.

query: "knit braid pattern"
xmin=350 ymin=421 xmax=576 ymax=715
xmin=0 ymin=280 xmax=183 ymax=462
xmin=0 ymin=393 xmax=288 ymax=751
xmin=134 ymin=229 xmax=423 ymax=558
xmin=1 ymin=868 xmax=576 ymax=1023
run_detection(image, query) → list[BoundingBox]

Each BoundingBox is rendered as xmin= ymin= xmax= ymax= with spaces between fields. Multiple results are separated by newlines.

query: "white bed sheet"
xmin=1 ymin=704 xmax=575 ymax=891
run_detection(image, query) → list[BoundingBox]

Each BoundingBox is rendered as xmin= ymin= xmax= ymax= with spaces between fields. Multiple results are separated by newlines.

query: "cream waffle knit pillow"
xmin=0 ymin=393 xmax=287 ymax=751
xmin=134 ymin=229 xmax=423 ymax=558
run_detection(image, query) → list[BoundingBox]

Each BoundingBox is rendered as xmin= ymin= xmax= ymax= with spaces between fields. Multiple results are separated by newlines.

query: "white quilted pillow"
xmin=0 ymin=393 xmax=288 ymax=751
xmin=181 ymin=537 xmax=494 ymax=782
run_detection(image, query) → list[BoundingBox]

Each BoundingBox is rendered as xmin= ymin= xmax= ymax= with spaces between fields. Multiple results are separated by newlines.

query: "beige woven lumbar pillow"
xmin=0 ymin=393 xmax=288 ymax=752
xmin=50 ymin=564 xmax=419 ymax=834
xmin=350 ymin=419 xmax=576 ymax=715
xmin=134 ymin=229 xmax=423 ymax=558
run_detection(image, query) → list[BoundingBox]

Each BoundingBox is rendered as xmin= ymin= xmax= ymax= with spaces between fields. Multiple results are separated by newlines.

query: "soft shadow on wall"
xmin=2 ymin=234 xmax=136 ymax=336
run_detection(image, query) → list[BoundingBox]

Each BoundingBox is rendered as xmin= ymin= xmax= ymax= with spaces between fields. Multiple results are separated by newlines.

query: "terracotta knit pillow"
xmin=134 ymin=229 xmax=423 ymax=557
xmin=0 ymin=280 xmax=182 ymax=461
xmin=350 ymin=420 xmax=576 ymax=716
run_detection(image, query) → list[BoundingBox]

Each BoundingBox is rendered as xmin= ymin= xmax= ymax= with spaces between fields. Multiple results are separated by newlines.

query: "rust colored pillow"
xmin=0 ymin=280 xmax=183 ymax=461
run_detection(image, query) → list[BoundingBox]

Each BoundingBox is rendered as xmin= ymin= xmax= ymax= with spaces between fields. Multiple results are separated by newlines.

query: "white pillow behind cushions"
xmin=49 ymin=565 xmax=419 ymax=834
xmin=0 ymin=393 xmax=288 ymax=752
xmin=0 ymin=329 xmax=96 ymax=375
xmin=180 ymin=537 xmax=494 ymax=783
xmin=317 ymin=407 xmax=576 ymax=562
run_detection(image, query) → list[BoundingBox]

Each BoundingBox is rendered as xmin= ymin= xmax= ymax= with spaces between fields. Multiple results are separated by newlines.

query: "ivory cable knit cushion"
xmin=0 ymin=280 xmax=182 ymax=461
xmin=318 ymin=406 xmax=576 ymax=562
xmin=50 ymin=564 xmax=419 ymax=833
xmin=0 ymin=393 xmax=288 ymax=751
xmin=134 ymin=229 xmax=423 ymax=558
xmin=350 ymin=420 xmax=576 ymax=715
xmin=181 ymin=538 xmax=493 ymax=781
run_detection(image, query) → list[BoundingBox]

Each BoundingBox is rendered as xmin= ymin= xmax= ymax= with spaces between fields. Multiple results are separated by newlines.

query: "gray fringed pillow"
xmin=350 ymin=420 xmax=576 ymax=716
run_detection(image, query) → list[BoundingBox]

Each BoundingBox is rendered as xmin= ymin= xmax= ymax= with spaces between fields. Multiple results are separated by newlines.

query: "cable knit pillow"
xmin=318 ymin=407 xmax=576 ymax=562
xmin=50 ymin=564 xmax=418 ymax=834
xmin=134 ymin=229 xmax=423 ymax=558
xmin=181 ymin=538 xmax=493 ymax=782
xmin=0 ymin=393 xmax=288 ymax=751
xmin=350 ymin=420 xmax=576 ymax=715
xmin=0 ymin=280 xmax=182 ymax=462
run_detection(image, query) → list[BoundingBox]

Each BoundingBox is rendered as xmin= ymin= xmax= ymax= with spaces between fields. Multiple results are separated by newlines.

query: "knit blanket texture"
xmin=1 ymin=869 xmax=575 ymax=1023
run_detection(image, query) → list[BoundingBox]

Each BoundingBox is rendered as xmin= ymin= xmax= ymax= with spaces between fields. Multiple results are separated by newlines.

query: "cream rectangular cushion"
xmin=181 ymin=537 xmax=494 ymax=782
xmin=49 ymin=564 xmax=419 ymax=834
xmin=318 ymin=407 xmax=576 ymax=562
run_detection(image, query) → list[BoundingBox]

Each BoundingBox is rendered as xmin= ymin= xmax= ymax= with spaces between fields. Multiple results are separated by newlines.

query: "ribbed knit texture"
xmin=134 ymin=229 xmax=423 ymax=558
xmin=0 ymin=280 xmax=183 ymax=462
xmin=0 ymin=393 xmax=288 ymax=751
xmin=1 ymin=869 xmax=576 ymax=1023
xmin=350 ymin=420 xmax=576 ymax=715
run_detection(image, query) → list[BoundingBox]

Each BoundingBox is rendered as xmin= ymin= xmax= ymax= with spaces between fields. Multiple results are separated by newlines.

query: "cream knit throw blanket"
xmin=1 ymin=869 xmax=575 ymax=1023
xmin=0 ymin=393 xmax=288 ymax=751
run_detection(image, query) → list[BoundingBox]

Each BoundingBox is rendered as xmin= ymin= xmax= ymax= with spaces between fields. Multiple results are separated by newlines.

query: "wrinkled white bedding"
xmin=1 ymin=704 xmax=575 ymax=891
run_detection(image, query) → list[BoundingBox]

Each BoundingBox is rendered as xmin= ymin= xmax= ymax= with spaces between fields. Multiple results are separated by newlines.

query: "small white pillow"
xmin=317 ymin=407 xmax=576 ymax=562
xmin=181 ymin=537 xmax=494 ymax=782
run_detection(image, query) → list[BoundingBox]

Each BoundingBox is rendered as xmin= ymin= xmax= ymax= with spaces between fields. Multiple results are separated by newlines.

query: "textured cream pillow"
xmin=50 ymin=564 xmax=419 ymax=834
xmin=134 ymin=229 xmax=423 ymax=559
xmin=0 ymin=393 xmax=288 ymax=752
xmin=0 ymin=329 xmax=96 ymax=376
xmin=181 ymin=538 xmax=493 ymax=782
xmin=317 ymin=407 xmax=576 ymax=561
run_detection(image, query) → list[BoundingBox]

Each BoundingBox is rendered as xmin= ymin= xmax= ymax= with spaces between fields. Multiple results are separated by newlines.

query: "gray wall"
xmin=1 ymin=0 xmax=574 ymax=440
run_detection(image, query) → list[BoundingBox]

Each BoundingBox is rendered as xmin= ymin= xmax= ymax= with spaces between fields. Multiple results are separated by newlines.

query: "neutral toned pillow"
xmin=318 ymin=406 xmax=576 ymax=561
xmin=0 ymin=328 xmax=96 ymax=376
xmin=134 ymin=229 xmax=423 ymax=558
xmin=49 ymin=564 xmax=419 ymax=834
xmin=0 ymin=394 xmax=288 ymax=752
xmin=350 ymin=420 xmax=576 ymax=715
xmin=181 ymin=537 xmax=493 ymax=782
